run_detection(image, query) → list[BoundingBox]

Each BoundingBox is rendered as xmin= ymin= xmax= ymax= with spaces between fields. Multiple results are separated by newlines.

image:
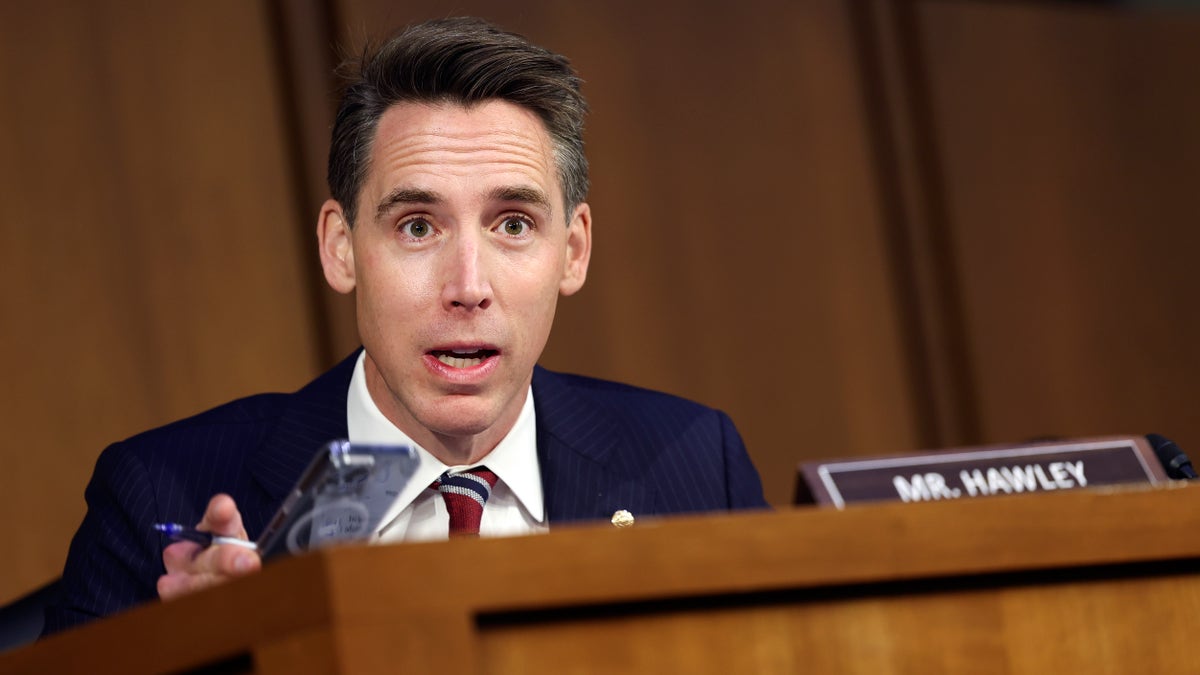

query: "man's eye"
xmin=401 ymin=218 xmax=432 ymax=238
xmin=501 ymin=216 xmax=530 ymax=236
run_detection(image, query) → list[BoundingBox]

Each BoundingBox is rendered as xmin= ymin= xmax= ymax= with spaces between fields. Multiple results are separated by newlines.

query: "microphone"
xmin=1145 ymin=433 xmax=1199 ymax=480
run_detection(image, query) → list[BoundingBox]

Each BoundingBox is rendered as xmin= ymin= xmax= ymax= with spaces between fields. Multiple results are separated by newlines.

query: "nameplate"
xmin=796 ymin=436 xmax=1168 ymax=509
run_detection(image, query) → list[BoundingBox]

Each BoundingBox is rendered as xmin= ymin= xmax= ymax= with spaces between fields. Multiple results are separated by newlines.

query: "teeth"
xmin=437 ymin=354 xmax=483 ymax=368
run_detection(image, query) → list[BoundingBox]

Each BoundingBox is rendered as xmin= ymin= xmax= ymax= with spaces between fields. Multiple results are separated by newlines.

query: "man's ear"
xmin=317 ymin=199 xmax=356 ymax=294
xmin=559 ymin=202 xmax=592 ymax=296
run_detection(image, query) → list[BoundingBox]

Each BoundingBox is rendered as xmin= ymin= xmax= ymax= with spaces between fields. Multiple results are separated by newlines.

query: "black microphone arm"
xmin=1145 ymin=433 xmax=1199 ymax=480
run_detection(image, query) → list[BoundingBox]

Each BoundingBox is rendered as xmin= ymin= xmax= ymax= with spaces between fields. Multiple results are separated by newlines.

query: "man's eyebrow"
xmin=376 ymin=188 xmax=442 ymax=219
xmin=490 ymin=185 xmax=553 ymax=213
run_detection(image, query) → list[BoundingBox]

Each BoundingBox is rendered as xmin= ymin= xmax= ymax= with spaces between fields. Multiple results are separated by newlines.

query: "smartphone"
xmin=255 ymin=439 xmax=420 ymax=560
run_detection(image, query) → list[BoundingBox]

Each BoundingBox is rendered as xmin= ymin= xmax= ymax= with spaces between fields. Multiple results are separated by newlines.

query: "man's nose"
xmin=440 ymin=232 xmax=493 ymax=311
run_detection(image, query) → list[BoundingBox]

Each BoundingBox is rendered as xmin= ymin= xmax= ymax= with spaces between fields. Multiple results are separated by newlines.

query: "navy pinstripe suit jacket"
xmin=44 ymin=351 xmax=767 ymax=635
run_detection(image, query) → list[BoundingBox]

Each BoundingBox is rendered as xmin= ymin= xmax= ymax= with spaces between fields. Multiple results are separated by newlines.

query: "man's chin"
xmin=397 ymin=383 xmax=530 ymax=456
xmin=417 ymin=398 xmax=503 ymax=438
xmin=424 ymin=418 xmax=495 ymax=439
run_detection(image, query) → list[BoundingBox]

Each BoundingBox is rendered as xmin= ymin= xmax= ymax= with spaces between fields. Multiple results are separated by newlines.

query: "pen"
xmin=153 ymin=523 xmax=259 ymax=551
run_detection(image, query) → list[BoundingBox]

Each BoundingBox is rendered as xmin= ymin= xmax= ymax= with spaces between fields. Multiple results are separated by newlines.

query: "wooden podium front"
xmin=6 ymin=485 xmax=1200 ymax=674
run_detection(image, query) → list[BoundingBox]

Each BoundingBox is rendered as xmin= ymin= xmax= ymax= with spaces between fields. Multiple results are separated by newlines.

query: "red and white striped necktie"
xmin=431 ymin=468 xmax=499 ymax=536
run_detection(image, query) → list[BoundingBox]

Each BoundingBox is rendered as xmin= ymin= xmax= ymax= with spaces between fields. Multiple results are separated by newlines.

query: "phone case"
xmin=255 ymin=440 xmax=420 ymax=560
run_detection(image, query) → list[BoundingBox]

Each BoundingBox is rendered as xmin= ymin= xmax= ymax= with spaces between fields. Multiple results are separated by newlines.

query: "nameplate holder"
xmin=795 ymin=436 xmax=1168 ymax=509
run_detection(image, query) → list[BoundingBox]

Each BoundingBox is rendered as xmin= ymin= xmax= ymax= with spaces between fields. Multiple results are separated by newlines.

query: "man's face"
xmin=318 ymin=100 xmax=591 ymax=459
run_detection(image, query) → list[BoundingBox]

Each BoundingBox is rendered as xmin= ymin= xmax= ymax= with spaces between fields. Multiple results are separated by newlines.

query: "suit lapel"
xmin=246 ymin=351 xmax=358 ymax=504
xmin=532 ymin=367 xmax=654 ymax=524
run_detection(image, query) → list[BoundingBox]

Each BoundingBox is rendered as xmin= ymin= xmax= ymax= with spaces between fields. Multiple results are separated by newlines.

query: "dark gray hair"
xmin=327 ymin=17 xmax=589 ymax=226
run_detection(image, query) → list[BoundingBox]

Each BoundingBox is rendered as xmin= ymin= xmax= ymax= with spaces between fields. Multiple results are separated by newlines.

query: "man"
xmin=45 ymin=17 xmax=766 ymax=634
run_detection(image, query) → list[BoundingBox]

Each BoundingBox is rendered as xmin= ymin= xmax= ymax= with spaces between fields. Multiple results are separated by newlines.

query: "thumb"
xmin=196 ymin=493 xmax=248 ymax=539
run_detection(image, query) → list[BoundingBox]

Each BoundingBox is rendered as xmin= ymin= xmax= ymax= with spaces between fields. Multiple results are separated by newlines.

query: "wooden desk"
xmin=6 ymin=484 xmax=1199 ymax=673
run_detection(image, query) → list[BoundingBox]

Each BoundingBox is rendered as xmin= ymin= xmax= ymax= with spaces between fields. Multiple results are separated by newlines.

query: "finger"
xmin=162 ymin=540 xmax=203 ymax=574
xmin=196 ymin=493 xmax=248 ymax=539
xmin=158 ymin=544 xmax=261 ymax=601
xmin=209 ymin=542 xmax=261 ymax=577
xmin=158 ymin=569 xmax=221 ymax=601
xmin=164 ymin=539 xmax=260 ymax=577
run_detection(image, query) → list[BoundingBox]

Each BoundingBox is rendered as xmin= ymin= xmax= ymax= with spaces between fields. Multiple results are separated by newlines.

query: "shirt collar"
xmin=345 ymin=351 xmax=545 ymax=523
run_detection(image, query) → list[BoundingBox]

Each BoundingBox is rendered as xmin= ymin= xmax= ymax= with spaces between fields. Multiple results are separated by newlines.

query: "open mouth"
xmin=430 ymin=348 xmax=498 ymax=369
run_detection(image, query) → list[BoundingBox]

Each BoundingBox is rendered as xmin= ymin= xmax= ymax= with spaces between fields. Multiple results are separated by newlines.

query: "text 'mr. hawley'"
xmin=893 ymin=461 xmax=1088 ymax=503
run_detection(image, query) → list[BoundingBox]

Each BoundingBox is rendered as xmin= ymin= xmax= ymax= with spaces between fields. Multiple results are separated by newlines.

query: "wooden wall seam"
xmin=851 ymin=0 xmax=982 ymax=449
xmin=269 ymin=0 xmax=360 ymax=367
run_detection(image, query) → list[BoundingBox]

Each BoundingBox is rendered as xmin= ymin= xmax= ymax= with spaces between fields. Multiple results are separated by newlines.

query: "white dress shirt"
xmin=345 ymin=351 xmax=547 ymax=542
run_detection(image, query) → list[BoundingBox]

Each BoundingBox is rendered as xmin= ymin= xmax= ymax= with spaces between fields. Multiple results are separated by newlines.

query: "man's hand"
xmin=157 ymin=494 xmax=262 ymax=601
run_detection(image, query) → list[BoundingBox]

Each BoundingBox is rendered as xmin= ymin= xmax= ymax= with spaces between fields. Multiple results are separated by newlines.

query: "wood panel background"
xmin=915 ymin=1 xmax=1200 ymax=446
xmin=2 ymin=0 xmax=1198 ymax=607
xmin=0 ymin=1 xmax=323 ymax=603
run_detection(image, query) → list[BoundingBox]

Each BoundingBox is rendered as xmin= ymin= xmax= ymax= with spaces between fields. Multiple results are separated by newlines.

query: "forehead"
xmin=363 ymin=100 xmax=561 ymax=213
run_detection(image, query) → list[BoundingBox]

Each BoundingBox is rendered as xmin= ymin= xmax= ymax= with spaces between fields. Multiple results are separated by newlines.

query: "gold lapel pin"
xmin=611 ymin=510 xmax=634 ymax=528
